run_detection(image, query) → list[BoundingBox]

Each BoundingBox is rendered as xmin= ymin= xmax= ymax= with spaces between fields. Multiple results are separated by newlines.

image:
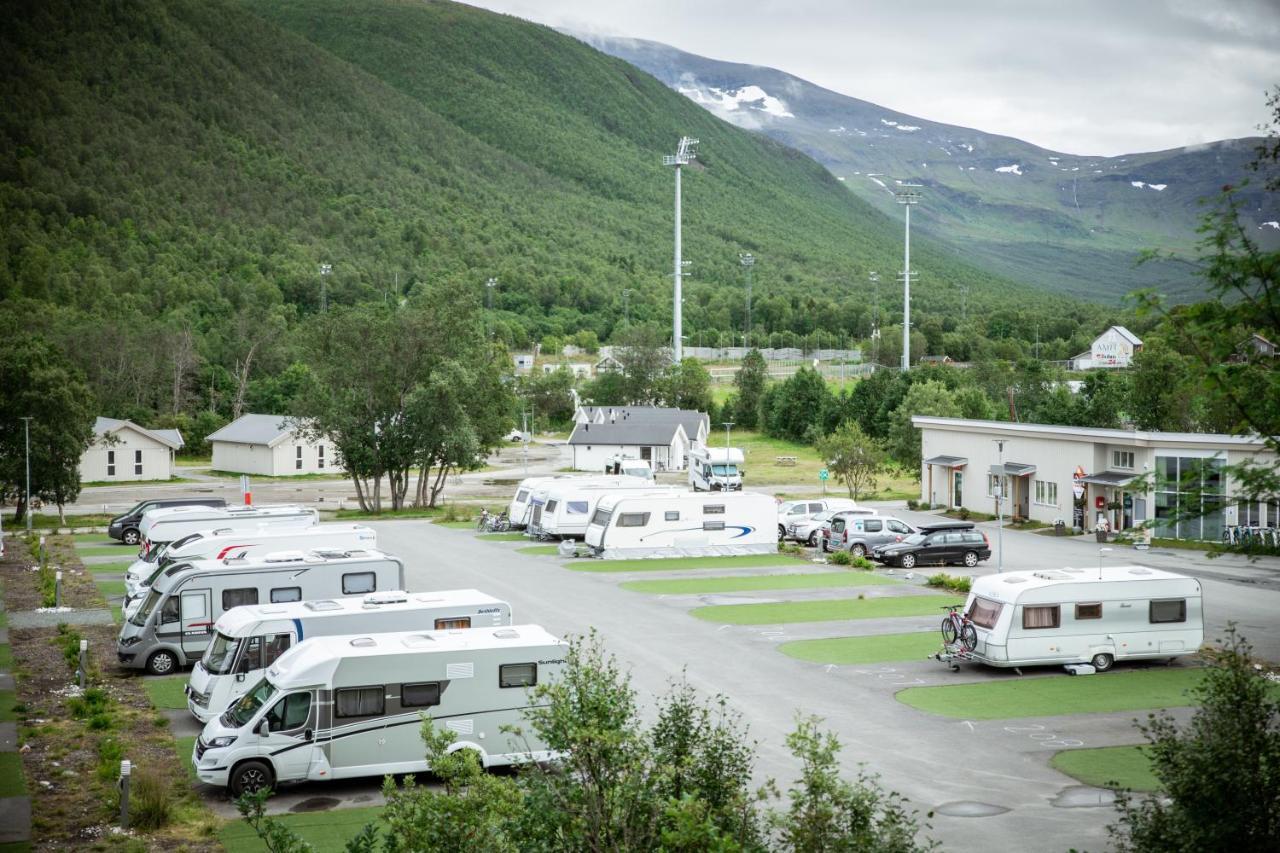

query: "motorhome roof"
xmin=152 ymin=549 xmax=395 ymax=589
xmin=210 ymin=588 xmax=503 ymax=635
xmin=595 ymin=490 xmax=765 ymax=512
xmin=972 ymin=565 xmax=1195 ymax=599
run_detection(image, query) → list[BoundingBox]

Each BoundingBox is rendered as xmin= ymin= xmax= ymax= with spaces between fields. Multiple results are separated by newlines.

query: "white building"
xmin=81 ymin=417 xmax=183 ymax=482
xmin=1073 ymin=326 xmax=1144 ymax=370
xmin=207 ymin=414 xmax=339 ymax=477
xmin=573 ymin=406 xmax=709 ymax=452
xmin=513 ymin=354 xmax=535 ymax=372
xmin=567 ymin=420 xmax=690 ymax=472
xmin=542 ymin=362 xmax=592 ymax=378
xmin=915 ymin=416 xmax=1277 ymax=539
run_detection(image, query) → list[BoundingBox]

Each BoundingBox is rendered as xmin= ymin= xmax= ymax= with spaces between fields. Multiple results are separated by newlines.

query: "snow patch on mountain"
xmin=995 ymin=164 xmax=1023 ymax=175
xmin=1149 ymin=183 xmax=1167 ymax=191
xmin=1131 ymin=181 xmax=1167 ymax=191
xmin=1131 ymin=181 xmax=1146 ymax=188
xmin=675 ymin=77 xmax=794 ymax=128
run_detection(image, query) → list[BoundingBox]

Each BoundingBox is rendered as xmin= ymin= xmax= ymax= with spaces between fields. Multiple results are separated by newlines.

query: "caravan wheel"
xmin=1090 ymin=653 xmax=1114 ymax=672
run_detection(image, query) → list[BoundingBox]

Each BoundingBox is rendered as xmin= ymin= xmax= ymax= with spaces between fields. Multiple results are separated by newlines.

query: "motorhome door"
xmin=180 ymin=589 xmax=213 ymax=658
xmin=258 ymin=691 xmax=316 ymax=782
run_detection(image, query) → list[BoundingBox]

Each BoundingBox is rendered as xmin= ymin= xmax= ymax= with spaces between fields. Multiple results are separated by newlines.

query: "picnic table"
xmin=775 ymin=456 xmax=798 ymax=466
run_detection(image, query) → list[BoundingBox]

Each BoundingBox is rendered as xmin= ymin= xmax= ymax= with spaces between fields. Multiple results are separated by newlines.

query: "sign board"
xmin=818 ymin=469 xmax=829 ymax=481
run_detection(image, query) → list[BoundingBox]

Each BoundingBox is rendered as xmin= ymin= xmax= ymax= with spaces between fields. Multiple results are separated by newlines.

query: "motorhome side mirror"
xmin=235 ymin=673 xmax=245 ymax=683
xmin=258 ymin=720 xmax=270 ymax=737
xmin=304 ymin=729 xmax=314 ymax=742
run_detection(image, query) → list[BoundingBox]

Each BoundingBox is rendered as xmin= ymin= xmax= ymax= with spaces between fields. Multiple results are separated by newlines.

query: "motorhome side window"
xmin=223 ymin=588 xmax=259 ymax=610
xmin=1149 ymin=599 xmax=1186 ymax=623
xmin=263 ymin=634 xmax=290 ymax=668
xmin=516 ymin=490 xmax=529 ymax=503
xmin=1075 ymin=603 xmax=1103 ymax=620
xmin=342 ymin=572 xmax=376 ymax=594
xmin=434 ymin=617 xmax=471 ymax=630
xmin=271 ymin=587 xmax=302 ymax=603
xmin=704 ymin=505 xmax=725 ymax=515
xmin=401 ymin=682 xmax=442 ymax=708
xmin=1022 ymin=605 xmax=1061 ymax=629
xmin=335 ymin=686 xmax=385 ymax=718
xmin=617 ymin=513 xmax=650 ymax=528
xmin=500 ymin=663 xmax=537 ymax=688
xmin=703 ymin=521 xmax=725 ymax=531
xmin=546 ymin=500 xmax=558 ymax=513
xmin=266 ymin=692 xmax=311 ymax=731
xmin=665 ymin=511 xmax=680 ymax=521
xmin=968 ymin=597 xmax=1003 ymax=629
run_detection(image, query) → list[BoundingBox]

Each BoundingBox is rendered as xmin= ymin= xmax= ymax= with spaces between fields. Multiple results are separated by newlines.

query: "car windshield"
xmin=129 ymin=589 xmax=162 ymax=626
xmin=710 ymin=464 xmax=738 ymax=476
xmin=902 ymin=533 xmax=927 ymax=545
xmin=142 ymin=563 xmax=168 ymax=588
xmin=222 ymin=677 xmax=277 ymax=728
xmin=203 ymin=632 xmax=242 ymax=675
xmin=120 ymin=501 xmax=150 ymax=518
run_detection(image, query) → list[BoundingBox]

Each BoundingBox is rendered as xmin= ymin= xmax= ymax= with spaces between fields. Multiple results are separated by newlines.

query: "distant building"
xmin=207 ymin=414 xmax=338 ymax=477
xmin=1085 ymin=326 xmax=1143 ymax=369
xmin=594 ymin=354 xmax=623 ymax=373
xmin=573 ymin=406 xmax=709 ymax=450
xmin=81 ymin=417 xmax=183 ymax=482
xmin=919 ymin=355 xmax=953 ymax=365
xmin=567 ymin=420 xmax=691 ymax=472
xmin=542 ymin=363 xmax=592 ymax=378
xmin=513 ymin=354 xmax=535 ymax=372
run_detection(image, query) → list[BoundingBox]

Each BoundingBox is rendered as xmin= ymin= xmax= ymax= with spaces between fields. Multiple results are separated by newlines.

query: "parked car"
xmin=108 ymin=497 xmax=227 ymax=546
xmin=872 ymin=521 xmax=991 ymax=569
xmin=788 ymin=510 xmax=837 ymax=547
xmin=829 ymin=515 xmax=916 ymax=557
xmin=777 ymin=498 xmax=868 ymax=541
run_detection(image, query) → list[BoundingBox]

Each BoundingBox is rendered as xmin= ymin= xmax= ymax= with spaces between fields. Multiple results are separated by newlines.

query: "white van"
xmin=186 ymin=589 xmax=513 ymax=722
xmin=585 ymin=491 xmax=777 ymax=559
xmin=139 ymin=505 xmax=318 ymax=558
xmin=960 ymin=566 xmax=1204 ymax=671
xmin=604 ymin=455 xmax=655 ymax=480
xmin=533 ymin=478 xmax=675 ymax=539
xmin=776 ymin=498 xmax=867 ymax=540
xmin=124 ymin=523 xmax=377 ymax=611
xmin=193 ymin=625 xmax=567 ymax=796
xmin=688 ymin=447 xmax=744 ymax=491
xmin=117 ymin=549 xmax=404 ymax=675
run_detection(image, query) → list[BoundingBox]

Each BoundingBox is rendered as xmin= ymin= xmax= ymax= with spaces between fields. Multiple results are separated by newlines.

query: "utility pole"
xmin=318 ymin=263 xmax=332 ymax=313
xmin=993 ymin=439 xmax=1006 ymax=573
xmin=664 ymin=136 xmax=698 ymax=363
xmin=895 ymin=187 xmax=921 ymax=371
xmin=739 ymin=253 xmax=754 ymax=348
xmin=20 ymin=416 xmax=32 ymax=534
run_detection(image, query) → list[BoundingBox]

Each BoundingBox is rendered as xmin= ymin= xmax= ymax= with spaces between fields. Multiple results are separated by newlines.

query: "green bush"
xmin=828 ymin=550 xmax=852 ymax=566
xmin=56 ymin=625 xmax=82 ymax=671
xmin=96 ymin=737 xmax=125 ymax=783
xmin=925 ymin=573 xmax=972 ymax=594
xmin=438 ymin=503 xmax=470 ymax=523
xmin=851 ymin=556 xmax=875 ymax=571
xmin=958 ymin=507 xmax=971 ymax=520
xmin=906 ymin=499 xmax=918 ymax=511
xmin=129 ymin=769 xmax=173 ymax=830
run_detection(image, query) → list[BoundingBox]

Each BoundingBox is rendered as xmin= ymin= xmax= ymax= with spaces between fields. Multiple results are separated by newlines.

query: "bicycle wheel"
xmin=941 ymin=616 xmax=958 ymax=645
xmin=960 ymin=624 xmax=977 ymax=651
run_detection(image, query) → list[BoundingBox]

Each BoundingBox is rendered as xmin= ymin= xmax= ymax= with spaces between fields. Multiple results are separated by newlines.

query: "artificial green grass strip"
xmin=779 ymin=632 xmax=943 ymax=664
xmin=0 ymin=841 xmax=33 ymax=853
xmin=622 ymin=572 xmax=899 ymax=595
xmin=143 ymin=676 xmax=189 ymax=711
xmin=74 ymin=546 xmax=130 ymax=557
xmin=218 ymin=805 xmax=386 ymax=853
xmin=0 ymin=690 xmax=17 ymax=722
xmin=897 ymin=668 xmax=1213 ymax=720
xmin=571 ymin=554 xmax=797 ymax=574
xmin=0 ymin=753 xmax=27 ymax=798
xmin=95 ymin=580 xmax=127 ymax=600
xmin=478 ymin=532 xmax=528 ymax=541
xmin=1050 ymin=745 xmax=1161 ymax=792
xmin=87 ymin=561 xmax=134 ymax=575
xmin=691 ymin=594 xmax=962 ymax=625
xmin=174 ymin=735 xmax=199 ymax=784
xmin=517 ymin=545 xmax=561 ymax=556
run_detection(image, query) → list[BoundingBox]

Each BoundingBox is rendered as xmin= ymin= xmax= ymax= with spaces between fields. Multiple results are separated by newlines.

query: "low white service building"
xmin=81 ymin=417 xmax=183 ymax=482
xmin=567 ymin=420 xmax=690 ymax=472
xmin=207 ymin=413 xmax=338 ymax=477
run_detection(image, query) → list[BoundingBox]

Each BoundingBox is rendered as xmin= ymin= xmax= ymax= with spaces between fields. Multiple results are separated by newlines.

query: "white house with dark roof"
xmin=206 ymin=413 xmax=338 ymax=476
xmin=573 ymin=406 xmax=710 ymax=452
xmin=81 ymin=417 xmax=183 ymax=482
xmin=568 ymin=420 xmax=691 ymax=472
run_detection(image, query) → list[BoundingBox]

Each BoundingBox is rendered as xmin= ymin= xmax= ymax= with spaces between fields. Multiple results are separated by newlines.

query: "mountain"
xmin=577 ymin=35 xmax=1280 ymax=303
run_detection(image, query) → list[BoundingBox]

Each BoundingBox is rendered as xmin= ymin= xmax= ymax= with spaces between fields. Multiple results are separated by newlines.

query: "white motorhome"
xmin=507 ymin=476 xmax=571 ymax=528
xmin=124 ymin=523 xmax=377 ymax=610
xmin=688 ymin=446 xmax=744 ymax=491
xmin=585 ymin=491 xmax=777 ymax=559
xmin=117 ymin=549 xmax=404 ymax=675
xmin=532 ymin=477 xmax=675 ymax=539
xmin=960 ymin=566 xmax=1204 ymax=671
xmin=604 ymin=455 xmax=654 ymax=481
xmin=193 ymin=625 xmax=567 ymax=796
xmin=139 ymin=505 xmax=318 ymax=558
xmin=186 ymin=589 xmax=513 ymax=722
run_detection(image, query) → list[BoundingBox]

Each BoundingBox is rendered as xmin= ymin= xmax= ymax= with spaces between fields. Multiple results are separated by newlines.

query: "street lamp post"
xmin=895 ymin=188 xmax=921 ymax=371
xmin=1097 ymin=546 xmax=1112 ymax=581
xmin=663 ymin=136 xmax=699 ymax=363
xmin=993 ymin=438 xmax=1006 ymax=572
xmin=20 ymin=416 xmax=32 ymax=534
xmin=739 ymin=253 xmax=754 ymax=348
xmin=722 ymin=421 xmax=734 ymax=452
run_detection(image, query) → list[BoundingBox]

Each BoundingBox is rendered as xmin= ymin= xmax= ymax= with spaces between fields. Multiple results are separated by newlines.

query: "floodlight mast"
xmin=739 ymin=253 xmax=755 ymax=347
xmin=895 ymin=187 xmax=921 ymax=371
xmin=664 ymin=136 xmax=698 ymax=363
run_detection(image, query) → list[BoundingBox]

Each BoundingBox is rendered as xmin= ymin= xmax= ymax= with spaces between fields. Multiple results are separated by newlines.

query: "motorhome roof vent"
xmin=349 ymin=637 xmax=377 ymax=647
xmin=259 ymin=607 xmax=287 ymax=615
xmin=1032 ymin=571 xmax=1070 ymax=580
xmin=363 ymin=591 xmax=409 ymax=606
xmin=493 ymin=629 xmax=520 ymax=639
xmin=402 ymin=634 xmax=436 ymax=648
xmin=1002 ymin=577 xmax=1028 ymax=584
xmin=1128 ymin=568 xmax=1153 ymax=575
xmin=222 ymin=551 xmax=252 ymax=564
xmin=304 ymin=600 xmax=342 ymax=611
xmin=212 ymin=527 xmax=235 ymax=535
xmin=264 ymin=550 xmax=307 ymax=563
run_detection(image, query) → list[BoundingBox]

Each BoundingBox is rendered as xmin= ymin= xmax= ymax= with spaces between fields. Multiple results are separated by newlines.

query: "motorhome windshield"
xmin=129 ymin=589 xmax=162 ymax=626
xmin=711 ymin=464 xmax=738 ymax=476
xmin=203 ymin=632 xmax=242 ymax=675
xmin=222 ymin=677 xmax=277 ymax=728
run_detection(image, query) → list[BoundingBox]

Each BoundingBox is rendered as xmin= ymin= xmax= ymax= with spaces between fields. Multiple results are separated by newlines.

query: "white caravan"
xmin=193 ymin=625 xmax=568 ymax=795
xmin=139 ymin=504 xmax=318 ymax=558
xmin=124 ymin=523 xmax=377 ymax=610
xmin=117 ymin=549 xmax=404 ymax=675
xmin=585 ymin=491 xmax=777 ymax=559
xmin=960 ymin=566 xmax=1204 ymax=672
xmin=532 ymin=477 xmax=675 ymax=539
xmin=688 ymin=447 xmax=744 ymax=491
xmin=186 ymin=589 xmax=513 ymax=722
xmin=507 ymin=476 xmax=571 ymax=528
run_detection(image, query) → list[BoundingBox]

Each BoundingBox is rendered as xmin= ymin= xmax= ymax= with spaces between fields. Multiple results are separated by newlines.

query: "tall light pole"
xmin=486 ymin=277 xmax=497 ymax=339
xmin=20 ymin=416 xmax=33 ymax=534
xmin=663 ymin=136 xmax=698 ymax=363
xmin=622 ymin=288 xmax=633 ymax=327
xmin=318 ymin=263 xmax=332 ymax=313
xmin=739 ymin=253 xmax=755 ymax=348
xmin=722 ymin=421 xmax=734 ymax=451
xmin=993 ymin=439 xmax=1006 ymax=572
xmin=895 ymin=187 xmax=921 ymax=371
xmin=869 ymin=270 xmax=881 ymax=366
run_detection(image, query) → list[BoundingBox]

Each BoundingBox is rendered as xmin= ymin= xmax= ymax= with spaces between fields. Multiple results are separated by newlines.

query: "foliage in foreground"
xmin=238 ymin=633 xmax=935 ymax=852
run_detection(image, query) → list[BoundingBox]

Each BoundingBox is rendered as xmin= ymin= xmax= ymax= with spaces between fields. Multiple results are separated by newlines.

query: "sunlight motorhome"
xmin=688 ymin=446 xmax=744 ymax=491
xmin=531 ymin=477 xmax=676 ymax=539
xmin=584 ymin=490 xmax=777 ymax=559
xmin=960 ymin=566 xmax=1204 ymax=672
xmin=193 ymin=625 xmax=568 ymax=796
xmin=507 ymin=476 xmax=571 ymax=529
xmin=185 ymin=589 xmax=513 ymax=722
xmin=117 ymin=549 xmax=404 ymax=675
xmin=124 ymin=523 xmax=377 ymax=610
xmin=138 ymin=504 xmax=318 ymax=559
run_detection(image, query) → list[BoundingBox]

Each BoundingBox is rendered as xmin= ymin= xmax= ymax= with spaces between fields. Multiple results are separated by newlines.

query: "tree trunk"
xmin=231 ymin=341 xmax=258 ymax=422
xmin=429 ymin=464 xmax=451 ymax=507
xmin=413 ymin=463 xmax=431 ymax=508
xmin=13 ymin=497 xmax=27 ymax=524
xmin=57 ymin=503 xmax=66 ymax=526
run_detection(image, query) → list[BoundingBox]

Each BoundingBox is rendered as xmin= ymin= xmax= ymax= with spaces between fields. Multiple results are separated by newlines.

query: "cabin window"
xmin=1149 ymin=599 xmax=1187 ymax=624
xmin=335 ymin=686 xmax=384 ymax=718
xmin=434 ymin=617 xmax=472 ymax=630
xmin=263 ymin=634 xmax=291 ymax=668
xmin=401 ymin=682 xmax=441 ymax=708
xmin=1035 ymin=480 xmax=1059 ymax=506
xmin=617 ymin=512 xmax=650 ymax=528
xmin=546 ymin=500 xmax=559 ymax=513
xmin=342 ymin=572 xmax=376 ymax=594
xmin=500 ymin=662 xmax=538 ymax=688
xmin=134 ymin=449 xmax=143 ymax=475
xmin=590 ymin=509 xmax=612 ymax=526
xmin=703 ymin=521 xmax=725 ymax=531
xmin=1075 ymin=603 xmax=1103 ymax=620
xmin=1113 ymin=450 xmax=1135 ymax=470
xmin=704 ymin=505 xmax=725 ymax=515
xmin=107 ymin=450 xmax=116 ymax=477
xmin=222 ymin=588 xmax=259 ymax=610
xmin=296 ymin=446 xmax=303 ymax=470
xmin=665 ymin=511 xmax=680 ymax=521
xmin=1022 ymin=605 xmax=1061 ymax=630
xmin=270 ymin=587 xmax=301 ymax=603
xmin=266 ymin=692 xmax=311 ymax=732
xmin=968 ymin=597 xmax=1003 ymax=629
xmin=516 ymin=490 xmax=529 ymax=503
xmin=160 ymin=596 xmax=180 ymax=624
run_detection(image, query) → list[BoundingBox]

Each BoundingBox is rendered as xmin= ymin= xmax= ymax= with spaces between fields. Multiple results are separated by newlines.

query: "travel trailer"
xmin=507 ymin=476 xmax=571 ymax=528
xmin=688 ymin=447 xmax=744 ymax=492
xmin=117 ymin=549 xmax=404 ymax=675
xmin=530 ymin=477 xmax=676 ymax=539
xmin=959 ymin=566 xmax=1204 ymax=671
xmin=192 ymin=625 xmax=568 ymax=795
xmin=138 ymin=504 xmax=318 ymax=558
xmin=124 ymin=523 xmax=377 ymax=610
xmin=585 ymin=491 xmax=777 ymax=559
xmin=185 ymin=589 xmax=513 ymax=722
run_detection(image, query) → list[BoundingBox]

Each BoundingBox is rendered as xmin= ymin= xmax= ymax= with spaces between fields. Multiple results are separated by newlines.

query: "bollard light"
xmin=55 ymin=570 xmax=63 ymax=609
xmin=80 ymin=639 xmax=88 ymax=652
xmin=78 ymin=639 xmax=88 ymax=688
xmin=119 ymin=760 xmax=132 ymax=828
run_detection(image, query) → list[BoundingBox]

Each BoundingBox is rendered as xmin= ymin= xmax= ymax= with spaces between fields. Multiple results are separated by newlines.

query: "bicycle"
xmin=476 ymin=509 xmax=493 ymax=531
xmin=940 ymin=605 xmax=977 ymax=652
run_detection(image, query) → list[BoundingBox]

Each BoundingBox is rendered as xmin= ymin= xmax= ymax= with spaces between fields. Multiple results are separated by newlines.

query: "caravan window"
xmin=590 ymin=509 xmax=612 ymax=526
xmin=516 ymin=490 xmax=529 ymax=503
xmin=500 ymin=663 xmax=537 ymax=688
xmin=1149 ymin=599 xmax=1186 ymax=623
xmin=1022 ymin=605 xmax=1061 ymax=630
xmin=271 ymin=587 xmax=302 ymax=603
xmin=617 ymin=513 xmax=650 ymax=528
xmin=335 ymin=686 xmax=385 ymax=718
xmin=342 ymin=572 xmax=376 ymax=594
xmin=434 ymin=617 xmax=472 ymax=630
xmin=223 ymin=588 xmax=259 ymax=610
xmin=402 ymin=682 xmax=441 ymax=708
xmin=567 ymin=501 xmax=589 ymax=515
xmin=1075 ymin=603 xmax=1103 ymax=620
xmin=546 ymin=500 xmax=559 ymax=513
xmin=703 ymin=521 xmax=725 ymax=531
xmin=266 ymin=692 xmax=311 ymax=732
xmin=704 ymin=505 xmax=725 ymax=515
xmin=968 ymin=597 xmax=1003 ymax=629
xmin=665 ymin=511 xmax=680 ymax=521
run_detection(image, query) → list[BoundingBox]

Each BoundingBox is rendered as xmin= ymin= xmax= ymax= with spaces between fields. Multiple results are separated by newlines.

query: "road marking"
xmin=962 ymin=720 xmax=975 ymax=732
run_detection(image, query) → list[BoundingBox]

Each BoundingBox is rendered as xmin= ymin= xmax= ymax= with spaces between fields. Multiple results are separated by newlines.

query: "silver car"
xmin=829 ymin=514 xmax=915 ymax=557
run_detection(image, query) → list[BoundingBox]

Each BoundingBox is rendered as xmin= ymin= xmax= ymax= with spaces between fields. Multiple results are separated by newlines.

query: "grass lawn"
xmin=1051 ymin=745 xmax=1161 ymax=792
xmin=0 ymin=690 xmax=17 ymax=722
xmin=692 ymin=594 xmax=963 ymax=625
xmin=143 ymin=675 xmax=190 ymax=711
xmin=435 ymin=520 xmax=477 ymax=529
xmin=87 ymin=561 xmax=133 ymax=575
xmin=622 ymin=571 xmax=899 ymax=595
xmin=174 ymin=735 xmax=198 ymax=783
xmin=219 ymin=805 xmax=386 ymax=852
xmin=897 ymin=668 xmax=1216 ymax=720
xmin=175 ymin=455 xmax=213 ymax=467
xmin=733 ymin=430 xmax=916 ymax=498
xmin=479 ymin=532 xmax=528 ymax=541
xmin=779 ymin=632 xmax=942 ymax=664
xmin=517 ymin=545 xmax=561 ymax=556
xmin=206 ymin=470 xmax=346 ymax=481
xmin=82 ymin=477 xmax=194 ymax=487
xmin=95 ymin=579 xmax=126 ymax=600
xmin=3 ymin=513 xmax=114 ymax=530
xmin=74 ymin=545 xmax=130 ymax=557
xmin=570 ymin=554 xmax=799 ymax=574
xmin=0 ymin=752 xmax=26 ymax=798
xmin=333 ymin=508 xmax=442 ymax=521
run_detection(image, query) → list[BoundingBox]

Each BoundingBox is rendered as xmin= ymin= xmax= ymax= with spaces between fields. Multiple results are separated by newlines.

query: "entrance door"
xmin=952 ymin=471 xmax=963 ymax=508
xmin=179 ymin=589 xmax=213 ymax=659
xmin=258 ymin=691 xmax=316 ymax=782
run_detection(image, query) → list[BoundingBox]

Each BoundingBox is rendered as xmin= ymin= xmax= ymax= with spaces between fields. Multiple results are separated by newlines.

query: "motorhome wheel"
xmin=1090 ymin=653 xmax=1114 ymax=672
xmin=146 ymin=649 xmax=177 ymax=675
xmin=963 ymin=551 xmax=979 ymax=567
xmin=122 ymin=528 xmax=140 ymax=545
xmin=229 ymin=760 xmax=275 ymax=797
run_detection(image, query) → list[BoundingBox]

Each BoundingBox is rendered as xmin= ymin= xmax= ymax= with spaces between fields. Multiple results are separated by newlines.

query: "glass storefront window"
xmin=1155 ymin=455 xmax=1227 ymax=540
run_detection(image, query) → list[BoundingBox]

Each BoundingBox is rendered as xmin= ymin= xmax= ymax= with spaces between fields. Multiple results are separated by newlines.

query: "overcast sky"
xmin=464 ymin=0 xmax=1280 ymax=156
